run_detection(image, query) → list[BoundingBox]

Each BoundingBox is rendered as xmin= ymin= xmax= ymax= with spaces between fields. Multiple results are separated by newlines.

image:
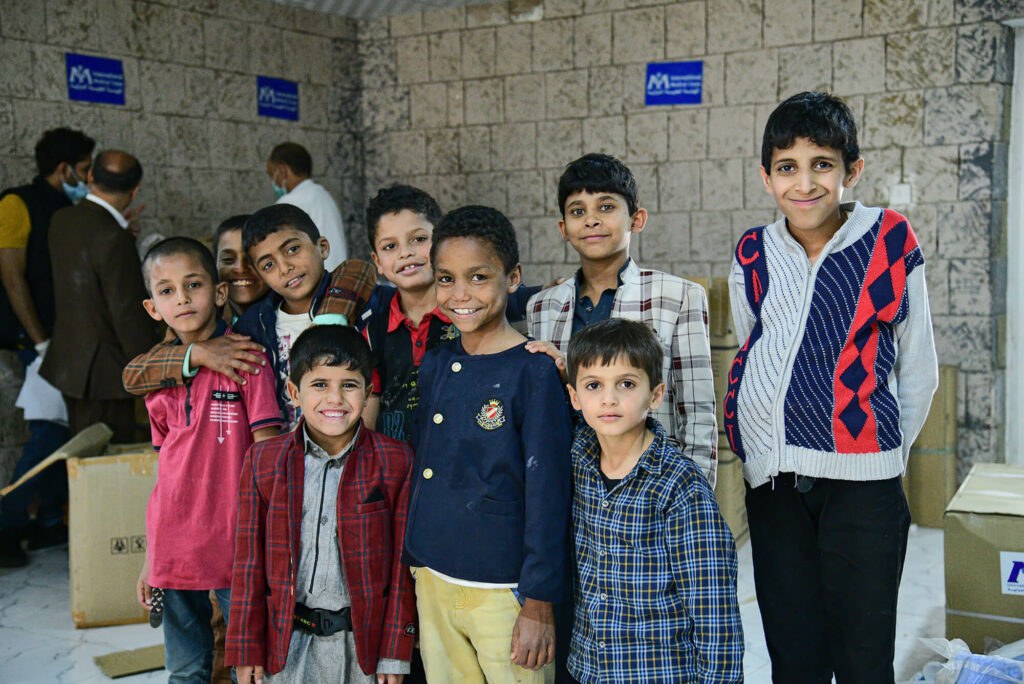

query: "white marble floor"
xmin=0 ymin=526 xmax=944 ymax=683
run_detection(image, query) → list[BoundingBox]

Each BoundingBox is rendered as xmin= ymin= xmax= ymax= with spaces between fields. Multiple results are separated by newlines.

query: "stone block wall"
xmin=357 ymin=0 xmax=1021 ymax=474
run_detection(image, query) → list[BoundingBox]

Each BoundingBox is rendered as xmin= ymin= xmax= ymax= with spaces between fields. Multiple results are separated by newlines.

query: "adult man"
xmin=41 ymin=150 xmax=158 ymax=443
xmin=267 ymin=142 xmax=347 ymax=270
xmin=0 ymin=128 xmax=94 ymax=567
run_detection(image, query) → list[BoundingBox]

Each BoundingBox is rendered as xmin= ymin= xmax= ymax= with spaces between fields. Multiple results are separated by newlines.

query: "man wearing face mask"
xmin=266 ymin=142 xmax=347 ymax=270
xmin=0 ymin=128 xmax=94 ymax=566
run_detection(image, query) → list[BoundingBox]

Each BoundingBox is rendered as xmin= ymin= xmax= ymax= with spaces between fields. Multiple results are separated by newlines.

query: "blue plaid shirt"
xmin=568 ymin=419 xmax=743 ymax=683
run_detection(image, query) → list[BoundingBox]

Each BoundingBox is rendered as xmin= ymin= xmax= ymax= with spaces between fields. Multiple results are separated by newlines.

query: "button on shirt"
xmin=571 ymin=259 xmax=630 ymax=336
xmin=568 ymin=419 xmax=743 ymax=683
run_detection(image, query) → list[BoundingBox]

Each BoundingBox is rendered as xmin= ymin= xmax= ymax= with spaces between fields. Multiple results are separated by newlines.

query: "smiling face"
xmin=287 ymin=363 xmax=369 ymax=453
xmin=370 ymin=209 xmax=434 ymax=292
xmin=559 ymin=190 xmax=646 ymax=264
xmin=568 ymin=357 xmax=665 ymax=440
xmin=216 ymin=228 xmax=269 ymax=311
xmin=247 ymin=227 xmax=329 ymax=314
xmin=761 ymin=136 xmax=864 ymax=241
xmin=433 ymin=236 xmax=521 ymax=341
xmin=143 ymin=253 xmax=228 ymax=344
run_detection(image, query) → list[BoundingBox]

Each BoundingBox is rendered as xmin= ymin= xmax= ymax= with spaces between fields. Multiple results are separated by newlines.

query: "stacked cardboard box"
xmin=905 ymin=366 xmax=959 ymax=528
xmin=944 ymin=464 xmax=1024 ymax=652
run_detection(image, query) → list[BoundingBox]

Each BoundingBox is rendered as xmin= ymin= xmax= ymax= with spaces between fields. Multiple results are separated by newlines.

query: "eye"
xmin=471 ymin=273 xmax=488 ymax=282
xmin=220 ymin=257 xmax=235 ymax=266
xmin=619 ymin=380 xmax=636 ymax=390
xmin=570 ymin=208 xmax=584 ymax=217
xmin=437 ymin=275 xmax=452 ymax=284
xmin=287 ymin=245 xmax=300 ymax=254
xmin=158 ymin=287 xmax=172 ymax=296
xmin=186 ymin=281 xmax=203 ymax=289
xmin=584 ymin=381 xmax=600 ymax=391
xmin=600 ymin=203 xmax=615 ymax=212
xmin=262 ymin=260 xmax=274 ymax=271
xmin=380 ymin=242 xmax=394 ymax=251
xmin=310 ymin=381 xmax=327 ymax=389
xmin=776 ymin=163 xmax=794 ymax=174
xmin=342 ymin=381 xmax=360 ymax=390
xmin=814 ymin=160 xmax=834 ymax=171
xmin=412 ymin=235 xmax=429 ymax=244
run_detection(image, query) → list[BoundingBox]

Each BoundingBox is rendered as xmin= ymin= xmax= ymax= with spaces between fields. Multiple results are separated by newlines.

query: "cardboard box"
xmin=906 ymin=366 xmax=958 ymax=528
xmin=715 ymin=442 xmax=749 ymax=549
xmin=944 ymin=463 xmax=1024 ymax=652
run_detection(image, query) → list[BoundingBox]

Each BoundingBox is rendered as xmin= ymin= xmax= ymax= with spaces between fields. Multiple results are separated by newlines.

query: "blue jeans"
xmin=163 ymin=588 xmax=232 ymax=684
xmin=0 ymin=350 xmax=70 ymax=532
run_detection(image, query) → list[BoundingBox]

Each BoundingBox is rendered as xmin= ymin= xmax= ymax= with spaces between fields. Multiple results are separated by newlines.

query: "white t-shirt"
xmin=276 ymin=179 xmax=347 ymax=271
xmin=276 ymin=305 xmax=313 ymax=430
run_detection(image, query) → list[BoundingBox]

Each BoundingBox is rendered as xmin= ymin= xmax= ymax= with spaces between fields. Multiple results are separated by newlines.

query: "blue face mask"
xmin=272 ymin=182 xmax=287 ymax=200
xmin=62 ymin=170 xmax=89 ymax=203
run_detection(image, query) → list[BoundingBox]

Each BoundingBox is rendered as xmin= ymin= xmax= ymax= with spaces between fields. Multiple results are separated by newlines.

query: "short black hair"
xmin=289 ymin=324 xmax=372 ymax=386
xmin=761 ymin=91 xmax=860 ymax=173
xmin=557 ymin=153 xmax=639 ymax=217
xmin=212 ymin=214 xmax=251 ymax=254
xmin=269 ymin=142 xmax=313 ymax=177
xmin=91 ymin=150 xmax=143 ymax=193
xmin=34 ymin=128 xmax=95 ymax=177
xmin=243 ymin=204 xmax=320 ymax=255
xmin=365 ymin=184 xmax=443 ymax=248
xmin=566 ymin=318 xmax=663 ymax=388
xmin=142 ymin=237 xmax=218 ymax=296
xmin=430 ymin=205 xmax=519 ymax=274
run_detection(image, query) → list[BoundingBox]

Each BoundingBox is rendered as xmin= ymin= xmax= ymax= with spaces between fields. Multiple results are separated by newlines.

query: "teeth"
xmin=232 ymin=279 xmax=255 ymax=286
xmin=453 ymin=308 xmax=478 ymax=315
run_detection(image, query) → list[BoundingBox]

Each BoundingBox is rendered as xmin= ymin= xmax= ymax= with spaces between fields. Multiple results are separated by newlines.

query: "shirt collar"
xmin=303 ymin=423 xmax=360 ymax=461
xmin=171 ymin=318 xmax=228 ymax=346
xmin=84 ymin=193 xmax=129 ymax=229
xmin=573 ymin=416 xmax=666 ymax=477
xmin=386 ymin=289 xmax=450 ymax=333
xmin=574 ymin=258 xmax=632 ymax=298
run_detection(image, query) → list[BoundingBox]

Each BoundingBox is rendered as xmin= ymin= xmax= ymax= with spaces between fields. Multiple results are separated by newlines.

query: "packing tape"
xmin=946 ymin=608 xmax=1024 ymax=625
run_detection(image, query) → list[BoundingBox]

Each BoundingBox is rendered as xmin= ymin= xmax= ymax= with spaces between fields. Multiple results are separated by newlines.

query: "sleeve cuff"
xmin=183 ymin=344 xmax=198 ymax=378
xmin=376 ymin=658 xmax=411 ymax=675
xmin=312 ymin=313 xmax=348 ymax=326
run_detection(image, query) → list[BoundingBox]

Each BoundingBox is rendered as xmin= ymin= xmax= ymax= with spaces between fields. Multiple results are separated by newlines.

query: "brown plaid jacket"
xmin=122 ymin=259 xmax=376 ymax=395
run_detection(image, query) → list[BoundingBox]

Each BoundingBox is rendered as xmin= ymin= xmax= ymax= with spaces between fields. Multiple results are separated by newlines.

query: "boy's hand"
xmin=524 ymin=340 xmax=567 ymax=383
xmin=191 ymin=334 xmax=266 ymax=385
xmin=543 ymin=276 xmax=568 ymax=290
xmin=510 ymin=598 xmax=555 ymax=670
xmin=135 ymin=558 xmax=152 ymax=610
xmin=234 ymin=665 xmax=264 ymax=684
xmin=377 ymin=675 xmax=404 ymax=684
xmin=123 ymin=203 xmax=146 ymax=237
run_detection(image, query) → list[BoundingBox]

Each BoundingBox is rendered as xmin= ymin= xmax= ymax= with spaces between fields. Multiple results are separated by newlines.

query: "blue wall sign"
xmin=257 ymin=76 xmax=299 ymax=121
xmin=66 ymin=53 xmax=125 ymax=105
xmin=645 ymin=61 xmax=703 ymax=106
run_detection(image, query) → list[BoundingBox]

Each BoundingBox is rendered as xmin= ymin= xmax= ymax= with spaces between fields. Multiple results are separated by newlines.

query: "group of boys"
xmin=122 ymin=90 xmax=936 ymax=684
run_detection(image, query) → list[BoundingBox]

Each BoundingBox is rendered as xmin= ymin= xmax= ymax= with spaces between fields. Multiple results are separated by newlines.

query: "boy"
xmin=227 ymin=325 xmax=415 ymax=683
xmin=565 ymin=318 xmax=743 ymax=682
xmin=213 ymin=214 xmax=269 ymax=322
xmin=725 ymin=91 xmax=937 ymax=682
xmin=403 ymin=206 xmax=572 ymax=684
xmin=121 ymin=204 xmax=377 ymax=427
xmin=526 ymin=153 xmax=717 ymax=487
xmin=134 ymin=237 xmax=282 ymax=683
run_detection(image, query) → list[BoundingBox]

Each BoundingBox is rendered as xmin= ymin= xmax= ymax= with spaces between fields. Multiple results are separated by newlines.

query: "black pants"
xmin=745 ymin=474 xmax=911 ymax=684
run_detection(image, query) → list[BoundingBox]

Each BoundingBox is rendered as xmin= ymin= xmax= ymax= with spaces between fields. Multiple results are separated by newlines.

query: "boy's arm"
xmin=506 ymin=284 xmax=542 ymax=323
xmin=242 ymin=352 xmax=286 ymax=441
xmin=378 ymin=443 xmax=416 ymax=667
xmin=895 ymin=264 xmax=939 ymax=458
xmin=315 ymin=258 xmax=378 ymax=323
xmin=226 ymin=447 xmax=270 ymax=668
xmin=671 ymin=284 xmax=718 ymax=487
xmin=122 ymin=333 xmax=267 ymax=395
xmin=728 ymin=259 xmax=755 ymax=345
xmin=667 ymin=484 xmax=744 ymax=681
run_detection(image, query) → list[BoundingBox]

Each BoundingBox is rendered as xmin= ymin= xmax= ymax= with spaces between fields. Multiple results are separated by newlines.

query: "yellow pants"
xmin=411 ymin=567 xmax=554 ymax=684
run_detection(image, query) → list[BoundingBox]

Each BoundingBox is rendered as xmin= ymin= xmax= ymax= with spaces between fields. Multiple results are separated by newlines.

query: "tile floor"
xmin=0 ymin=526 xmax=944 ymax=683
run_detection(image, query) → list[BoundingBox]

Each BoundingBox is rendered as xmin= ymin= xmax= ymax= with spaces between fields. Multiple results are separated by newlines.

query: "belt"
xmin=293 ymin=603 xmax=353 ymax=636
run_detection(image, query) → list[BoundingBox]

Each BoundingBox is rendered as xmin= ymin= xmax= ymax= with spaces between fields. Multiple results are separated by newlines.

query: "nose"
xmin=796 ymin=168 xmax=815 ymax=194
xmin=600 ymin=387 xmax=618 ymax=406
xmin=450 ymin=279 xmax=470 ymax=302
xmin=584 ymin=209 xmax=601 ymax=228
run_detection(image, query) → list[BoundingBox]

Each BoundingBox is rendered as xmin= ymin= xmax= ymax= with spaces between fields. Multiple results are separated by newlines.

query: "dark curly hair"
xmin=34 ymin=127 xmax=95 ymax=177
xmin=557 ymin=153 xmax=639 ymax=217
xmin=365 ymin=184 xmax=443 ymax=248
xmin=430 ymin=205 xmax=519 ymax=274
xmin=761 ymin=91 xmax=860 ymax=173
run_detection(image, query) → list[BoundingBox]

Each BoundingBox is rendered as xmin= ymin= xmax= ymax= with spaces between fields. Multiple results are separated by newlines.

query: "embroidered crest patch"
xmin=476 ymin=399 xmax=505 ymax=430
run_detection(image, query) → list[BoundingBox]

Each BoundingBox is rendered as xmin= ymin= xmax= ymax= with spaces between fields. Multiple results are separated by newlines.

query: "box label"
xmin=1001 ymin=551 xmax=1024 ymax=595
xmin=645 ymin=61 xmax=702 ymax=106
xmin=66 ymin=53 xmax=125 ymax=105
xmin=257 ymin=76 xmax=299 ymax=120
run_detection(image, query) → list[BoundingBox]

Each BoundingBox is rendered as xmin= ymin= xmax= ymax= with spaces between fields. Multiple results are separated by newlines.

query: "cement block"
xmin=641 ymin=212 xmax=691 ymax=261
xmin=536 ymin=119 xmax=582 ymax=168
xmin=390 ymin=11 xmax=422 ymax=37
xmin=862 ymin=91 xmax=923 ymax=149
xmin=626 ymin=111 xmax=668 ymax=163
xmin=506 ymin=170 xmax=547 ymax=217
xmin=460 ymin=125 xmax=492 ymax=172
xmin=933 ymin=314 xmax=993 ymax=373
xmin=495 ymin=22 xmax=533 ymax=75
xmin=147 ymin=3 xmax=205 ymax=65
xmin=726 ymin=50 xmax=778 ymax=105
xmin=690 ymin=210 xmax=735 ymax=262
xmin=864 ymin=0 xmax=928 ymax=34
xmin=923 ymin=84 xmax=1005 ymax=144
xmin=764 ymin=0 xmax=812 ymax=46
xmin=248 ymin=23 xmax=284 ymax=78
xmin=426 ymin=128 xmax=460 ymax=175
xmin=965 ymin=370 xmax=997 ymax=428
xmin=701 ymin=55 xmax=726 ymax=107
xmin=849 ymin=147 xmax=900 ymax=207
xmin=584 ymin=0 xmax=627 ymax=10
xmin=96 ymin=0 xmax=141 ymax=56
xmin=708 ymin=106 xmax=755 ymax=159
xmin=466 ymin=2 xmax=510 ymax=28
xmin=587 ymin=66 xmax=624 ymax=117
xmin=167 ymin=116 xmax=209 ymax=167
xmin=491 ymin=123 xmax=537 ymax=170
xmin=955 ymin=0 xmax=1024 ymax=23
xmin=813 ymin=0 xmax=862 ymax=41
xmin=906 ymin=203 xmax=938 ymax=257
xmin=886 ymin=28 xmax=956 ymax=89
xmin=140 ymin=60 xmax=188 ymax=115
xmin=546 ymin=69 xmax=588 ymax=119
xmin=31 ymin=44 xmax=65 ymax=102
xmin=959 ymin=142 xmax=1007 ymax=201
xmin=465 ymin=172 xmax=509 ymax=214
xmin=462 ymin=28 xmax=497 ymax=79
xmin=447 ymin=82 xmax=465 ymax=126
xmin=301 ymin=83 xmax=329 ymax=129
xmin=429 ymin=31 xmax=462 ymax=81
xmin=153 ymin=166 xmax=191 ymax=221
xmin=925 ymin=256 xmax=950 ymax=315
xmin=0 ymin=39 xmax=34 ymax=98
xmin=583 ymin=116 xmax=626 ymax=157
xmin=504 ymin=74 xmax=546 ymax=122
xmin=632 ymin=163 xmax=659 ymax=211
xmin=956 ymin=22 xmax=1013 ymax=84
xmin=423 ymin=6 xmax=466 ymax=32
xmin=46 ymin=0 xmax=99 ymax=51
xmin=544 ymin=0 xmax=582 ymax=18
xmin=903 ymin=145 xmax=958 ymax=204
xmin=613 ymin=7 xmax=664 ymax=65
xmin=465 ymin=78 xmax=505 ymax=125
xmin=665 ymin=2 xmax=706 ymax=57
xmin=183 ymin=67 xmax=217 ymax=119
xmin=700 ymin=159 xmax=745 ymax=212
xmin=529 ymin=215 xmax=571 ymax=263
xmin=362 ymin=86 xmax=410 ymax=132
xmin=1 ymin=0 xmax=46 ymax=40
xmin=949 ymin=258 xmax=992 ymax=316
xmin=389 ymin=130 xmax=427 ymax=176
xmin=744 ymin=160 xmax=777 ymax=210
xmin=396 ymin=35 xmax=431 ymax=84
xmin=203 ymin=16 xmax=248 ymax=72
xmin=573 ymin=14 xmax=610 ymax=68
xmin=707 ymin=0 xmax=763 ymax=53
xmin=659 ymin=162 xmax=701 ymax=212
xmin=833 ymin=38 xmax=886 ymax=95
xmin=130 ymin=113 xmax=171 ymax=167
xmin=778 ymin=44 xmax=832 ymax=98
xmin=935 ymin=201 xmax=991 ymax=259
xmin=328 ymin=87 xmax=360 ymax=130
xmin=305 ymin=36 xmax=335 ymax=86
xmin=668 ymin=109 xmax=708 ymax=160
xmin=410 ymin=82 xmax=448 ymax=129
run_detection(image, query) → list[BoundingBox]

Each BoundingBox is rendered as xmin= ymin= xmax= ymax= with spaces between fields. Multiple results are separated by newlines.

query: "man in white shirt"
xmin=266 ymin=142 xmax=347 ymax=270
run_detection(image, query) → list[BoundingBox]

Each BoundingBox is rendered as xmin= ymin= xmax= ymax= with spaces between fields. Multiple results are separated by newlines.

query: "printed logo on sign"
xmin=68 ymin=65 xmax=93 ymax=87
xmin=645 ymin=61 xmax=703 ymax=107
xmin=1000 ymin=551 xmax=1024 ymax=595
xmin=257 ymin=76 xmax=299 ymax=121
xmin=66 ymin=53 xmax=125 ymax=105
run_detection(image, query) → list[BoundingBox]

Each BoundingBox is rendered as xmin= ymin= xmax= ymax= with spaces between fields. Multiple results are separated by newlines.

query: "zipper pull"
xmin=770 ymin=475 xmax=775 ymax=491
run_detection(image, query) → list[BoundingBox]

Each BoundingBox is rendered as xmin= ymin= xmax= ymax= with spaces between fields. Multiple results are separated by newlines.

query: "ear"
xmin=557 ymin=218 xmax=569 ymax=242
xmin=369 ymin=249 xmax=381 ymax=271
xmin=214 ymin=281 xmax=229 ymax=307
xmin=55 ymin=161 xmax=70 ymax=180
xmin=317 ymin=236 xmax=330 ymax=261
xmin=760 ymin=166 xmax=773 ymax=194
xmin=286 ymin=379 xmax=301 ymax=406
xmin=649 ymin=381 xmax=666 ymax=412
xmin=630 ymin=207 xmax=648 ymax=235
xmin=843 ymin=157 xmax=865 ymax=189
xmin=128 ymin=186 xmax=140 ymax=204
xmin=142 ymin=298 xmax=163 ymax=322
xmin=87 ymin=167 xmax=96 ymax=185
xmin=506 ymin=263 xmax=523 ymax=293
xmin=566 ymin=383 xmax=581 ymax=411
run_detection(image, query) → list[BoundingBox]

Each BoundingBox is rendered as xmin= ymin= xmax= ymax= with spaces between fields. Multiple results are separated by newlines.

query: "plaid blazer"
xmin=122 ymin=258 xmax=377 ymax=395
xmin=527 ymin=259 xmax=718 ymax=487
xmin=225 ymin=422 xmax=416 ymax=675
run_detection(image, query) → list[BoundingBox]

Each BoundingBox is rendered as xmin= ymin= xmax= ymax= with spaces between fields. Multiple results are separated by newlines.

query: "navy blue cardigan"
xmin=402 ymin=339 xmax=572 ymax=603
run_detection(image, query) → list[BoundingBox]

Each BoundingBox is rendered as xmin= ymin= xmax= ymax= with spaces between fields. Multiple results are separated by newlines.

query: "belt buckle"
xmin=317 ymin=609 xmax=335 ymax=635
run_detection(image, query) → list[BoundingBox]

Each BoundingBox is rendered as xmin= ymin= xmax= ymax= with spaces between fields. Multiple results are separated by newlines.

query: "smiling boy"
xmin=725 ymin=91 xmax=937 ymax=682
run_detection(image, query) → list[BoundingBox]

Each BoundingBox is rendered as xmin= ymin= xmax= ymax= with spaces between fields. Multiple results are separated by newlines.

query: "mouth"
xmin=230 ymin=279 xmax=257 ymax=288
xmin=176 ymin=311 xmax=197 ymax=319
xmin=451 ymin=307 xmax=481 ymax=318
xmin=598 ymin=413 xmax=622 ymax=421
xmin=580 ymin=234 xmax=609 ymax=243
xmin=789 ymin=195 xmax=824 ymax=207
xmin=318 ymin=409 xmax=350 ymax=422
xmin=397 ymin=263 xmax=425 ymax=275
xmin=284 ymin=274 xmax=305 ymax=289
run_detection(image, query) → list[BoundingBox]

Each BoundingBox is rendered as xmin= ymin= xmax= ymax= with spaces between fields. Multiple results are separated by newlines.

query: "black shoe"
xmin=26 ymin=523 xmax=68 ymax=551
xmin=0 ymin=531 xmax=28 ymax=568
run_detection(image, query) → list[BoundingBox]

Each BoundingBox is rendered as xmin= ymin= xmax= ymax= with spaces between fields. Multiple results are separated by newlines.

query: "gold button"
xmin=433 ymin=413 xmax=443 ymax=424
xmin=423 ymin=468 xmax=434 ymax=479
xmin=452 ymin=362 xmax=462 ymax=372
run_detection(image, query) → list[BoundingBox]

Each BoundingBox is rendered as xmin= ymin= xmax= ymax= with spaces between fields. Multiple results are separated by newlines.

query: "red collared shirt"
xmin=368 ymin=292 xmax=452 ymax=394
